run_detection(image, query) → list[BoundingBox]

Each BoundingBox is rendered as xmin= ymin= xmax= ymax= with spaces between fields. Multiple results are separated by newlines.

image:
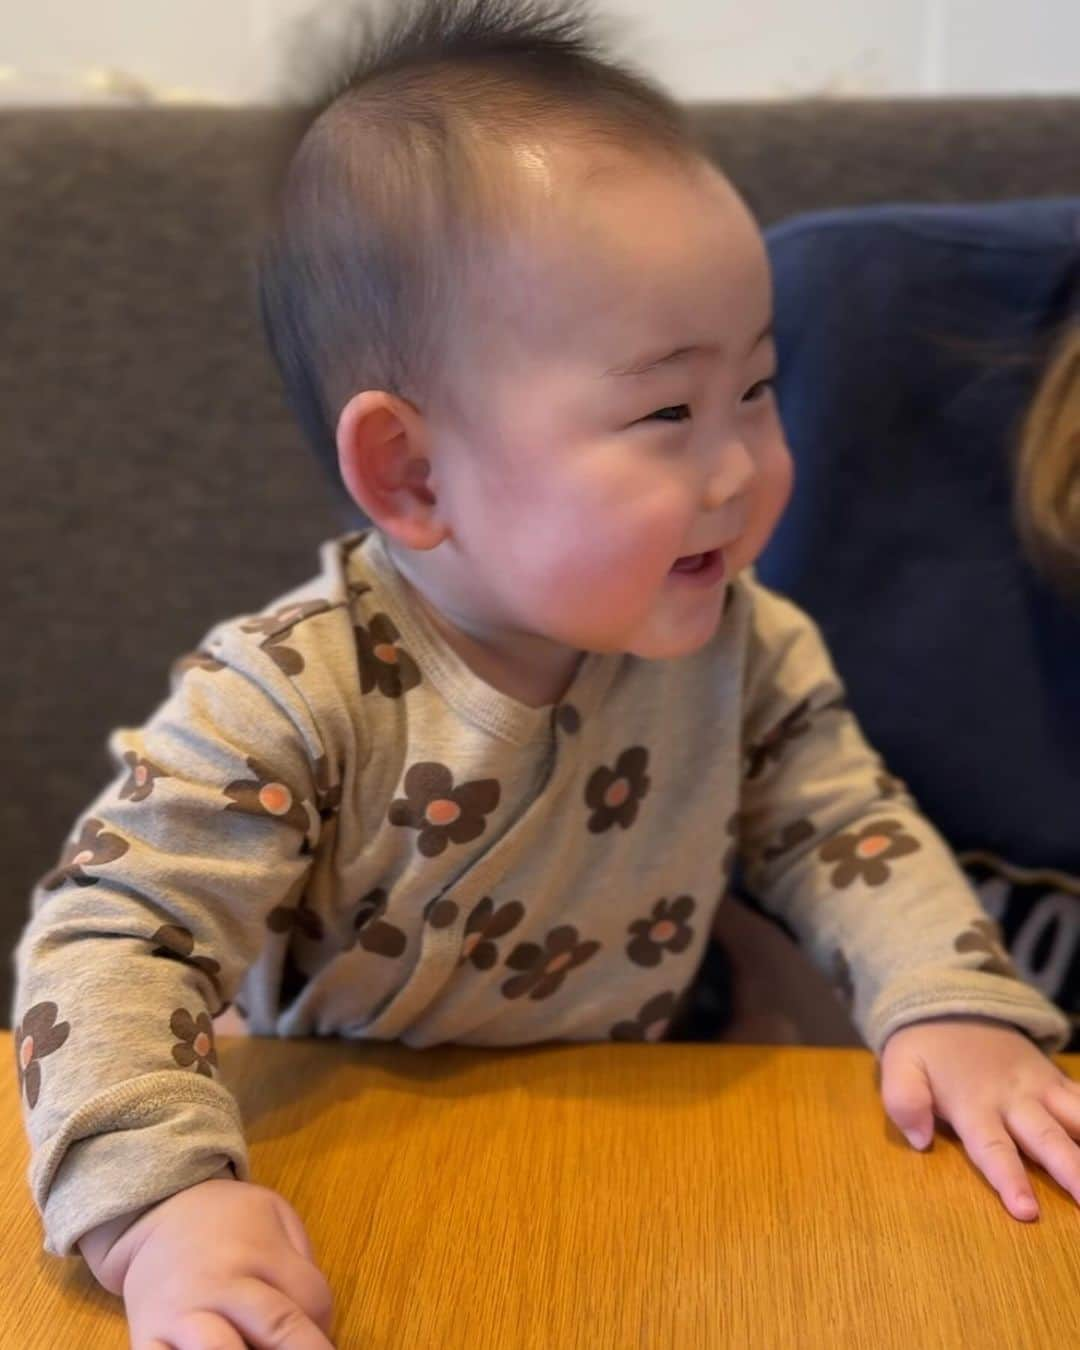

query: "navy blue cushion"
xmin=760 ymin=199 xmax=1080 ymax=1036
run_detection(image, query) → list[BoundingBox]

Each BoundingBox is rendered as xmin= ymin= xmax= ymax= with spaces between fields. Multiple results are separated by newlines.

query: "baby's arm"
xmin=734 ymin=579 xmax=1077 ymax=1215
xmin=13 ymin=629 xmax=339 ymax=1336
xmin=735 ymin=578 xmax=1070 ymax=1055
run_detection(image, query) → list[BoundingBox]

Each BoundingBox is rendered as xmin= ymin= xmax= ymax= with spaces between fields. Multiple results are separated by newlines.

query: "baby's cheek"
xmin=518 ymin=532 xmax=657 ymax=641
xmin=504 ymin=468 xmax=685 ymax=633
xmin=738 ymin=446 xmax=793 ymax=570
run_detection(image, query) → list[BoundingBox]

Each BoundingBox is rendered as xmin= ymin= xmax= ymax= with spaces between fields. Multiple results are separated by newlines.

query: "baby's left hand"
xmin=880 ymin=1016 xmax=1080 ymax=1220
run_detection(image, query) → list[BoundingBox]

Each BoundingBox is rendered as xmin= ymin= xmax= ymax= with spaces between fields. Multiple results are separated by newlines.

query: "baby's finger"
xmin=1043 ymin=1079 xmax=1080 ymax=1139
xmin=950 ymin=1110 xmax=1039 ymax=1221
xmin=1006 ymin=1099 xmax=1080 ymax=1207
xmin=205 ymin=1277 xmax=335 ymax=1349
xmin=252 ymin=1251 xmax=335 ymax=1338
xmin=162 ymin=1309 xmax=248 ymax=1350
xmin=879 ymin=1049 xmax=935 ymax=1149
xmin=272 ymin=1193 xmax=317 ymax=1264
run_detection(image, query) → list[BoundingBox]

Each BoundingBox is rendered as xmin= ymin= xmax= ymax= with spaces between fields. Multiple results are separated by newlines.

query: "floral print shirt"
xmin=15 ymin=530 xmax=1070 ymax=1256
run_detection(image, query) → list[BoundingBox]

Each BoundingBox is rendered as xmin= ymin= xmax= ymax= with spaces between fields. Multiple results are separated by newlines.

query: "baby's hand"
xmin=93 ymin=1174 xmax=335 ymax=1348
xmin=880 ymin=1016 xmax=1080 ymax=1220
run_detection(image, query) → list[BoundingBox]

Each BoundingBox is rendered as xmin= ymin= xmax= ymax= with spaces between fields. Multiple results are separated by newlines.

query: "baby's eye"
xmin=742 ymin=377 xmax=775 ymax=404
xmin=642 ymin=404 xmax=692 ymax=423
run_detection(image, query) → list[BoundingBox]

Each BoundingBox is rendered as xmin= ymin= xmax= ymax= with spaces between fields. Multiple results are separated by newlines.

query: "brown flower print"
xmin=818 ymin=819 xmax=921 ymax=888
xmin=313 ymin=754 xmax=343 ymax=816
xmin=627 ymin=896 xmax=695 ymax=968
xmin=347 ymin=889 xmax=407 ymax=959
xmin=267 ymin=885 xmax=325 ymax=944
xmin=151 ymin=924 xmax=222 ymax=980
xmin=955 ymin=918 xmax=1019 ymax=979
xmin=555 ymin=704 xmax=581 ymax=735
xmin=267 ymin=874 xmax=320 ymax=1009
xmin=300 ymin=754 xmax=343 ymax=859
xmin=763 ymin=818 xmax=817 ymax=862
xmin=830 ymin=949 xmax=855 ymax=1006
xmin=460 ymin=898 xmax=525 ymax=970
xmin=355 ymin=614 xmax=422 ymax=699
xmin=223 ymin=757 xmax=310 ymax=835
xmin=241 ymin=600 xmax=335 ymax=640
xmin=425 ymin=895 xmax=460 ymax=929
xmin=170 ymin=650 xmax=225 ymax=683
xmin=585 ymin=747 xmax=651 ymax=833
xmin=119 ymin=750 xmax=168 ymax=803
xmin=41 ymin=818 xmax=129 ymax=891
xmin=876 ymin=771 xmax=908 ymax=801
xmin=389 ymin=763 xmax=501 ymax=858
xmin=502 ymin=925 xmax=600 ymax=1001
xmin=611 ymin=991 xmax=678 ymax=1042
xmin=170 ymin=1008 xmax=218 ymax=1077
xmin=745 ymin=698 xmax=813 ymax=780
xmin=241 ymin=599 xmax=336 ymax=677
xmin=15 ymin=1002 xmax=70 ymax=1109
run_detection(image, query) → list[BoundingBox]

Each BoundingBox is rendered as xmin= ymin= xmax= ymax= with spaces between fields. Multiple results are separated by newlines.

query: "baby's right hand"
xmin=86 ymin=1174 xmax=335 ymax=1348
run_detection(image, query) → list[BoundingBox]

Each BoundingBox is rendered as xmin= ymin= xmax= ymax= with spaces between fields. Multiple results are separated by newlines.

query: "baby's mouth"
xmin=668 ymin=548 xmax=727 ymax=586
xmin=671 ymin=550 xmax=716 ymax=574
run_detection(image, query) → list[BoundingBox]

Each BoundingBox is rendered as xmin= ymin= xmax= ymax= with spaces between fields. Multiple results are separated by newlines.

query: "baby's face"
xmin=427 ymin=145 xmax=792 ymax=661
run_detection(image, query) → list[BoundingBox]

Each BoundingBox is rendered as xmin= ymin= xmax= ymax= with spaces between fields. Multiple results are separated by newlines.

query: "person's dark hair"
xmin=255 ymin=0 xmax=697 ymax=493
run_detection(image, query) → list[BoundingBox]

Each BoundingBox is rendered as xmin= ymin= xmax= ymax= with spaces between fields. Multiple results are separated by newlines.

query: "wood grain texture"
xmin=4 ymin=1036 xmax=1079 ymax=1349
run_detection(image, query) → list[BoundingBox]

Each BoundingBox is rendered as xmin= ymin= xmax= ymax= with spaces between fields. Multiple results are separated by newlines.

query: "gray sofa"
xmin=4 ymin=98 xmax=1080 ymax=1025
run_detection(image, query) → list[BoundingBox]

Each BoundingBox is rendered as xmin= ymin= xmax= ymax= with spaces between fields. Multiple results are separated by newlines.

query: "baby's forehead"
xmin=469 ymin=147 xmax=766 ymax=358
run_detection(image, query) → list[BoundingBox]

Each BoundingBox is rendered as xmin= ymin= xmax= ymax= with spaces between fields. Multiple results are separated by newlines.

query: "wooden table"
xmin=3 ymin=1036 xmax=1078 ymax=1348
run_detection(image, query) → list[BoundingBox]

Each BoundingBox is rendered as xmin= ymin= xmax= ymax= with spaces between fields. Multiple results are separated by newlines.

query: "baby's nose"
xmin=703 ymin=439 xmax=756 ymax=509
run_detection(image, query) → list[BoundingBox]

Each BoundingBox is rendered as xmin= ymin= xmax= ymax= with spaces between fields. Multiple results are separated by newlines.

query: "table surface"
xmin=4 ymin=1035 xmax=1079 ymax=1349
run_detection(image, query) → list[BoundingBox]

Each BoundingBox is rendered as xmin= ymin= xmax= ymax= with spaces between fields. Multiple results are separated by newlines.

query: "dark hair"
xmin=255 ymin=0 xmax=697 ymax=492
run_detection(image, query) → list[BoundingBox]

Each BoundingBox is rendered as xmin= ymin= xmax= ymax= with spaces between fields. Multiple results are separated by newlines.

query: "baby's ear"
xmin=335 ymin=391 xmax=447 ymax=551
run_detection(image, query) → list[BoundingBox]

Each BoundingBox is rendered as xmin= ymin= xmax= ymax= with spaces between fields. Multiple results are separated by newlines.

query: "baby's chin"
xmin=620 ymin=595 xmax=730 ymax=662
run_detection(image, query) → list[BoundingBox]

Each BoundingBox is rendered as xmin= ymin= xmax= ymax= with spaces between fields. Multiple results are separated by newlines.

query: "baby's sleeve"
xmin=12 ymin=635 xmax=327 ymax=1257
xmin=736 ymin=579 xmax=1071 ymax=1057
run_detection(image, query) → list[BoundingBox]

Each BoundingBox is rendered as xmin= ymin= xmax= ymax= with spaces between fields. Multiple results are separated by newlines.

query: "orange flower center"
xmin=193 ymin=1032 xmax=212 ymax=1058
xmin=545 ymin=951 xmax=574 ymax=975
xmin=20 ymin=1036 xmax=34 ymax=1068
xmin=374 ymin=643 xmax=400 ymax=666
xmin=856 ymin=836 xmax=890 ymax=859
xmin=73 ymin=849 xmax=95 ymax=867
xmin=604 ymin=779 xmax=631 ymax=809
xmin=426 ymin=799 xmax=461 ymax=827
xmin=135 ymin=764 xmax=148 ymax=786
xmin=650 ymin=919 xmax=677 ymax=944
xmin=258 ymin=783 xmax=292 ymax=815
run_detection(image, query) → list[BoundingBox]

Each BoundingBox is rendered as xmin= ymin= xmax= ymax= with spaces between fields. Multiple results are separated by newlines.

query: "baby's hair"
xmin=1014 ymin=321 xmax=1080 ymax=597
xmin=255 ymin=0 xmax=698 ymax=494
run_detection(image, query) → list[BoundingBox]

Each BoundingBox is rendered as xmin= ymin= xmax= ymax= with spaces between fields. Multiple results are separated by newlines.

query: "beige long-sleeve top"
xmin=14 ymin=530 xmax=1070 ymax=1256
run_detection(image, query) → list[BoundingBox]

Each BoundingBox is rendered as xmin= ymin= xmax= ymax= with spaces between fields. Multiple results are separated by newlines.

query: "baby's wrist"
xmin=77 ymin=1163 xmax=235 ymax=1295
xmin=78 ymin=1207 xmax=155 ymax=1294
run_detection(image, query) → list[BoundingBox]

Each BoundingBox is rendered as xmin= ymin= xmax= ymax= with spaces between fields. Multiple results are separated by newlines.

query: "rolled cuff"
xmin=865 ymin=968 xmax=1072 ymax=1059
xmin=32 ymin=1071 xmax=249 ymax=1257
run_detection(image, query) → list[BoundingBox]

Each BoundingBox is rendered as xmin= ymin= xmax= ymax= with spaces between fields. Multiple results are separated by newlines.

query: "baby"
xmin=14 ymin=2 xmax=1080 ymax=1346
